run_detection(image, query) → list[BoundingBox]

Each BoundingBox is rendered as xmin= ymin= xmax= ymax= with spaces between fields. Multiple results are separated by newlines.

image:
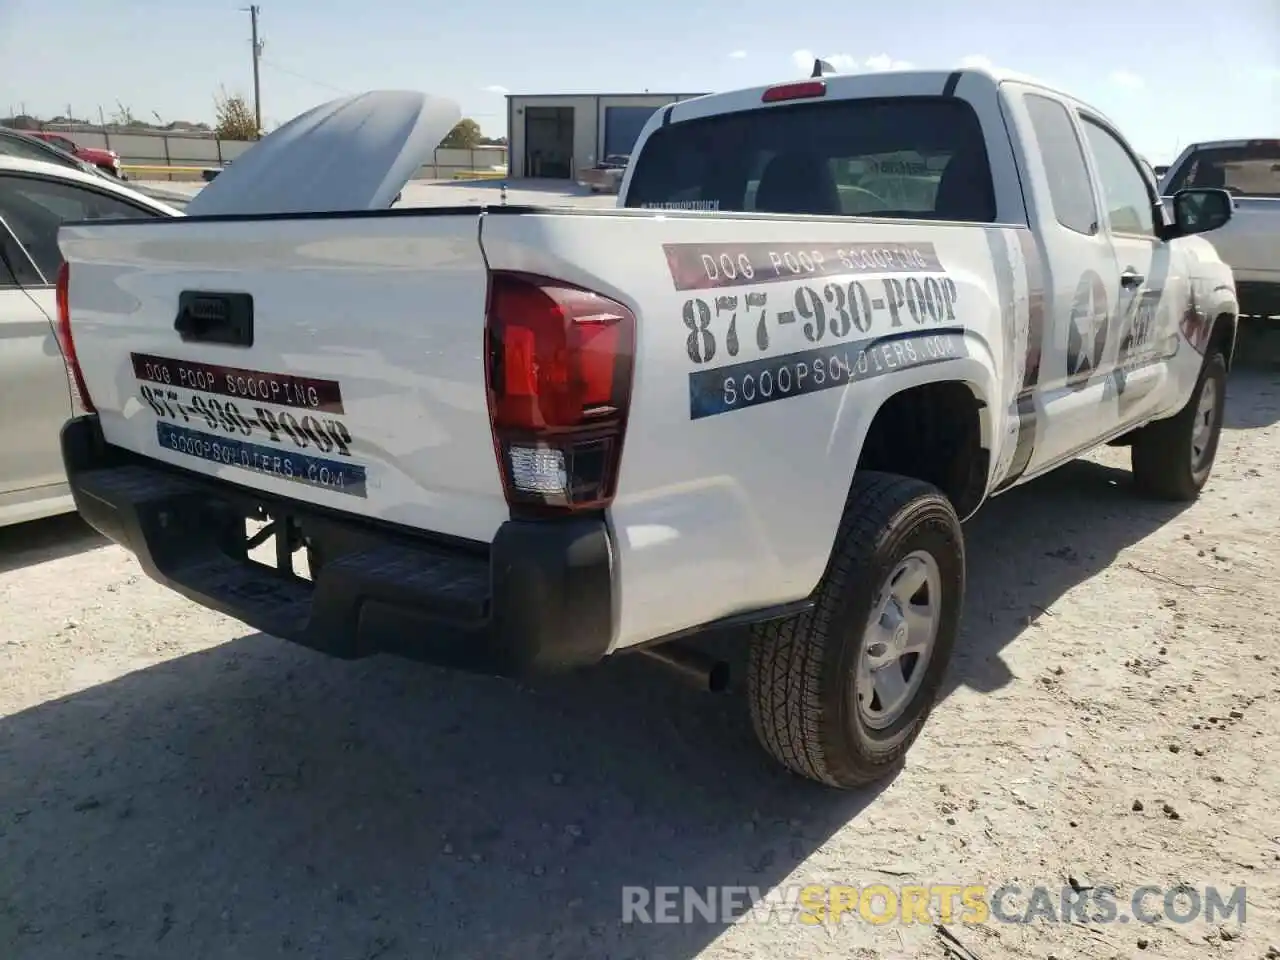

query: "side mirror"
xmin=1171 ymin=188 xmax=1233 ymax=237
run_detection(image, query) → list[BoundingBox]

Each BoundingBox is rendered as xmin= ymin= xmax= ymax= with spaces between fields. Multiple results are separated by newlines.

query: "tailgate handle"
xmin=174 ymin=291 xmax=254 ymax=347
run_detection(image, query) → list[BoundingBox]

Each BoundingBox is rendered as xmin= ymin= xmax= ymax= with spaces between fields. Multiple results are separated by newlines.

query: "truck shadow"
xmin=942 ymin=457 xmax=1187 ymax=697
xmin=0 ymin=418 xmax=1239 ymax=959
xmin=0 ymin=512 xmax=110 ymax=575
xmin=1222 ymin=364 xmax=1280 ymax=430
xmin=0 ymin=632 xmax=885 ymax=958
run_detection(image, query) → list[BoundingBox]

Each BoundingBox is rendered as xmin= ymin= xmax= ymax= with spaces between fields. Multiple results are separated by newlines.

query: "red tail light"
xmin=54 ymin=262 xmax=95 ymax=414
xmin=762 ymin=80 xmax=826 ymax=103
xmin=484 ymin=271 xmax=635 ymax=513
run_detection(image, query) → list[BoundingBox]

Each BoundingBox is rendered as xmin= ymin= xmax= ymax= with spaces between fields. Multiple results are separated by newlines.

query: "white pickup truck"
xmin=1159 ymin=139 xmax=1280 ymax=318
xmin=54 ymin=72 xmax=1239 ymax=789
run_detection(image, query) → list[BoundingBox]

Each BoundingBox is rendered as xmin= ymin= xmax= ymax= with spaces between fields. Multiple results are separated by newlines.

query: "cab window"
xmin=1023 ymin=94 xmax=1098 ymax=235
xmin=1163 ymin=140 xmax=1280 ymax=198
xmin=1080 ymin=119 xmax=1155 ymax=236
xmin=625 ymin=96 xmax=996 ymax=223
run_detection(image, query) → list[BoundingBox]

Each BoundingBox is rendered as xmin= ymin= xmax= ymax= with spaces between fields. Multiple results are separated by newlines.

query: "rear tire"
xmin=1130 ymin=351 xmax=1227 ymax=501
xmin=747 ymin=472 xmax=964 ymax=789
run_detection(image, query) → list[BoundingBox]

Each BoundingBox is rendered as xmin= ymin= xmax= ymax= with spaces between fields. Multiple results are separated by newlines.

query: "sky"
xmin=1 ymin=0 xmax=1276 ymax=163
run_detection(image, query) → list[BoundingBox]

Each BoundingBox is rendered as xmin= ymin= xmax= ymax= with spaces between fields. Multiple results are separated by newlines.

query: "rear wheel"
xmin=1130 ymin=351 xmax=1227 ymax=501
xmin=747 ymin=472 xmax=964 ymax=789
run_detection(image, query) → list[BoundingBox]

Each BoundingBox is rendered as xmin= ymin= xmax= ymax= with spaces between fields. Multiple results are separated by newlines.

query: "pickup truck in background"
xmin=577 ymin=154 xmax=631 ymax=194
xmin=1160 ymin=139 xmax=1280 ymax=318
xmin=54 ymin=74 xmax=1238 ymax=790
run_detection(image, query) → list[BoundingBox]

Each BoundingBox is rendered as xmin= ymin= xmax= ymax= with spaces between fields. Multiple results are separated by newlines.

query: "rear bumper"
xmin=61 ymin=415 xmax=616 ymax=677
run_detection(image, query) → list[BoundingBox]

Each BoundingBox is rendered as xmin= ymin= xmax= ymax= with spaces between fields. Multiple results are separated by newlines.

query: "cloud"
xmin=956 ymin=54 xmax=1046 ymax=85
xmin=1108 ymin=69 xmax=1145 ymax=90
xmin=792 ymin=50 xmax=855 ymax=73
xmin=791 ymin=49 xmax=912 ymax=75
xmin=729 ymin=50 xmax=747 ymax=59
xmin=863 ymin=54 xmax=914 ymax=72
xmin=482 ymin=84 xmax=509 ymax=95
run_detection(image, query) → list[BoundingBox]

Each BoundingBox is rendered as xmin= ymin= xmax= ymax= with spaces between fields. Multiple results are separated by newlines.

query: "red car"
xmin=26 ymin=130 xmax=125 ymax=178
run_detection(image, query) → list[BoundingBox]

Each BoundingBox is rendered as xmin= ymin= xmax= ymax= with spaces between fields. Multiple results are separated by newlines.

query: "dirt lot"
xmin=2 ymin=358 xmax=1279 ymax=960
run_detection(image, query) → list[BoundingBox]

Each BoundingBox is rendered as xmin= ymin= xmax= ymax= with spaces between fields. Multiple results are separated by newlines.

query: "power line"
xmin=259 ymin=58 xmax=350 ymax=95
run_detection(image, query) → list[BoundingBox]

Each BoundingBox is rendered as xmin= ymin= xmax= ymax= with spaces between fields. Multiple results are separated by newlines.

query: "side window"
xmin=0 ymin=175 xmax=154 ymax=280
xmin=0 ymin=220 xmax=44 ymax=288
xmin=1023 ymin=94 xmax=1098 ymax=235
xmin=1080 ymin=119 xmax=1155 ymax=236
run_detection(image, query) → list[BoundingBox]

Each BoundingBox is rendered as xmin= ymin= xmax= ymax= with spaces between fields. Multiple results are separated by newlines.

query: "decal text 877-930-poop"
xmin=131 ymin=353 xmax=367 ymax=498
xmin=663 ymin=240 xmax=971 ymax=420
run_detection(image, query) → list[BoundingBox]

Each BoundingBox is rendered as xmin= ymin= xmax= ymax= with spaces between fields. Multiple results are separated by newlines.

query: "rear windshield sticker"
xmin=156 ymin=422 xmax=367 ymax=498
xmin=688 ymin=328 xmax=968 ymax=420
xmin=664 ymin=241 xmax=945 ymax=292
xmin=132 ymin=352 xmax=344 ymax=413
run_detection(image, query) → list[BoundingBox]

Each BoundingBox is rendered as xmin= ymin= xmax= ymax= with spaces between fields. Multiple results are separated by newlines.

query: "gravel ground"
xmin=2 ymin=249 xmax=1279 ymax=956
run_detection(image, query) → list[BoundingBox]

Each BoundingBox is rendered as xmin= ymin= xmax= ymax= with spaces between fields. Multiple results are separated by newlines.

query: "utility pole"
xmin=245 ymin=5 xmax=263 ymax=137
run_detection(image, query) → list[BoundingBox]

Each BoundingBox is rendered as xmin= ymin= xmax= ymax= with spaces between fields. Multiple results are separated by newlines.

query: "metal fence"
xmin=18 ymin=123 xmax=509 ymax=181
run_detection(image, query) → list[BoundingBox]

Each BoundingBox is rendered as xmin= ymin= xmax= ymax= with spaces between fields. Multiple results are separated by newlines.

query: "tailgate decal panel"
xmin=131 ymin=352 xmax=366 ymax=499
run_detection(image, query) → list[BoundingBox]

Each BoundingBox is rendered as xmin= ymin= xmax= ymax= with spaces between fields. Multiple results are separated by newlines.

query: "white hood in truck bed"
xmin=184 ymin=91 xmax=461 ymax=216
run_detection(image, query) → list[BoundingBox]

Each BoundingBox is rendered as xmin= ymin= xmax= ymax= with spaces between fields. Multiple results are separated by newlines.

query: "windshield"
xmin=1164 ymin=141 xmax=1280 ymax=198
xmin=624 ymin=96 xmax=995 ymax=222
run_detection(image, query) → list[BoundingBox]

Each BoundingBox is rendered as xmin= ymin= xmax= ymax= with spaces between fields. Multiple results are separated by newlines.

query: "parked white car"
xmin=0 ymin=157 xmax=182 ymax=527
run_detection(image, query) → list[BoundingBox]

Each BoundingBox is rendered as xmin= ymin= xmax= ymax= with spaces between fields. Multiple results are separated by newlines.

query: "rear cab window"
xmin=1164 ymin=141 xmax=1280 ymax=198
xmin=1022 ymin=93 xmax=1099 ymax=235
xmin=624 ymin=96 xmax=997 ymax=223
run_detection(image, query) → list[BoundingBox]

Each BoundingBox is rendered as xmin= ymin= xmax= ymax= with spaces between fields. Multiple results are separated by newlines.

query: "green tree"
xmin=213 ymin=87 xmax=259 ymax=141
xmin=441 ymin=118 xmax=482 ymax=149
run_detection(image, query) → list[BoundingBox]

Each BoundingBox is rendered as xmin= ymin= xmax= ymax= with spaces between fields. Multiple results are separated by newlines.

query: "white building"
xmin=505 ymin=92 xmax=708 ymax=179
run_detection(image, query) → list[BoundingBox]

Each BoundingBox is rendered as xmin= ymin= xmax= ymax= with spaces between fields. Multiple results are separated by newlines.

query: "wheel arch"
xmin=850 ymin=376 xmax=993 ymax=524
xmin=1208 ymin=311 xmax=1238 ymax=370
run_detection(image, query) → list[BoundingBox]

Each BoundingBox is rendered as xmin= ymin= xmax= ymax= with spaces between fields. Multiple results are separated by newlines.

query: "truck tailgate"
xmin=58 ymin=212 xmax=508 ymax=543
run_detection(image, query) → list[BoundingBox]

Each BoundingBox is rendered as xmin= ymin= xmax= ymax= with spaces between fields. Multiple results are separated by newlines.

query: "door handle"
xmin=174 ymin=291 xmax=254 ymax=347
xmin=1120 ymin=269 xmax=1145 ymax=288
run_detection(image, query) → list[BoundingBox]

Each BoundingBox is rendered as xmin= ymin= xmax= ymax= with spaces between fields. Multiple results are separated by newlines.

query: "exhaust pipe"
xmin=639 ymin=642 xmax=731 ymax=693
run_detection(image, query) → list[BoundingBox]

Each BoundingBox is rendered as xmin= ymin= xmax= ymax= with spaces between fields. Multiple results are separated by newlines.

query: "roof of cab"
xmin=662 ymin=65 xmax=1121 ymax=141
